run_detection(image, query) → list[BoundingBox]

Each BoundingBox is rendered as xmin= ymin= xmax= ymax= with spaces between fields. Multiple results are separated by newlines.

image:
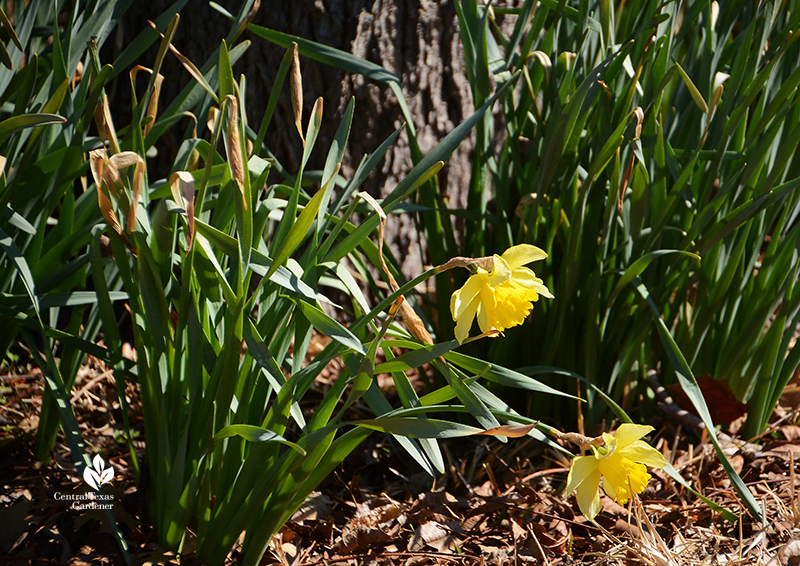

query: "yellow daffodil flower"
xmin=564 ymin=424 xmax=668 ymax=520
xmin=449 ymin=244 xmax=553 ymax=344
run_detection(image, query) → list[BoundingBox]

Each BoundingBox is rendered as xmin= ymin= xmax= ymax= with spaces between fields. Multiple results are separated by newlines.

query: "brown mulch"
xmin=2 ymin=351 xmax=800 ymax=566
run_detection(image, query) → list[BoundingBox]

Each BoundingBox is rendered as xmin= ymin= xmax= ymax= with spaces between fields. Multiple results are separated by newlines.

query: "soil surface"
xmin=2 ymin=352 xmax=800 ymax=565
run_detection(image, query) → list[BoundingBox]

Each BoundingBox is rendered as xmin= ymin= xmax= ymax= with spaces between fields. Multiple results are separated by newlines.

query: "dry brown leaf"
xmin=617 ymin=107 xmax=644 ymax=213
xmin=291 ymin=491 xmax=333 ymax=523
xmin=475 ymin=424 xmax=536 ymax=438
xmin=129 ymin=65 xmax=164 ymax=137
xmin=359 ymin=190 xmax=434 ymax=345
xmin=336 ymin=495 xmax=406 ymax=552
xmin=633 ymin=106 xmax=644 ymax=139
xmin=146 ymin=73 xmax=164 ymax=137
xmin=762 ymin=443 xmax=800 ymax=462
xmin=408 ymin=521 xmax=462 ymax=553
xmin=89 ymin=148 xmax=107 ymax=189
xmin=207 ymin=106 xmax=219 ymax=133
xmin=530 ymin=522 xmax=568 ymax=550
xmin=169 ymin=171 xmax=196 ymax=252
xmin=93 ymin=93 xmax=119 ymax=154
xmin=477 ymin=544 xmax=509 ymax=566
xmin=510 ymin=516 xmax=528 ymax=542
xmin=777 ymin=539 xmax=800 ymax=566
xmin=108 ymin=151 xmax=145 ymax=233
xmin=409 ymin=491 xmax=465 ymax=516
xmin=619 ymin=151 xmax=635 ymax=213
xmin=225 ymin=95 xmax=246 ymax=209
xmin=399 ymin=300 xmax=434 ymax=346
xmin=290 ymin=42 xmax=303 ymax=143
xmin=351 ymin=497 xmax=405 ymax=527
xmin=148 ymin=19 xmax=216 ymax=108
xmin=95 ymin=180 xmax=123 ymax=238
xmin=89 ymin=148 xmax=140 ymax=253
xmin=231 ymin=0 xmax=261 ymax=39
xmin=782 ymin=426 xmax=800 ymax=442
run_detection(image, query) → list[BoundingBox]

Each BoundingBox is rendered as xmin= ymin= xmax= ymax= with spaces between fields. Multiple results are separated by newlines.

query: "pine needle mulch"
xmin=1 ymin=355 xmax=800 ymax=566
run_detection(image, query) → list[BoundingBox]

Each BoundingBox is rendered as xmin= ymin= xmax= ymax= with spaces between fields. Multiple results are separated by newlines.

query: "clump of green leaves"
xmin=245 ymin=0 xmax=800 ymax=523
xmin=425 ymin=0 xmax=800 ymax=521
xmin=0 ymin=0 xmax=159 ymax=469
xmin=85 ymin=9 xmax=573 ymax=564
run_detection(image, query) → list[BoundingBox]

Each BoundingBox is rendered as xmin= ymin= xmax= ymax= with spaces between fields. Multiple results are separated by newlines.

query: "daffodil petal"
xmin=476 ymin=302 xmax=488 ymax=334
xmin=487 ymin=255 xmax=512 ymax=286
xmin=451 ymin=273 xmax=486 ymax=319
xmin=612 ymin=424 xmax=654 ymax=450
xmin=565 ymin=455 xmax=599 ymax=494
xmin=621 ymin=461 xmax=651 ymax=503
xmin=477 ymin=284 xmax=497 ymax=332
xmin=501 ymin=244 xmax=547 ymax=269
xmin=575 ymin=468 xmax=602 ymax=519
xmin=595 ymin=432 xmax=618 ymax=459
xmin=508 ymin=266 xmax=540 ymax=285
xmin=598 ymin=458 xmax=623 ymax=501
xmin=454 ymin=295 xmax=480 ymax=344
xmin=448 ymin=244 xmax=552 ymax=341
xmin=533 ymin=282 xmax=554 ymax=299
xmin=620 ymin=440 xmax=669 ymax=468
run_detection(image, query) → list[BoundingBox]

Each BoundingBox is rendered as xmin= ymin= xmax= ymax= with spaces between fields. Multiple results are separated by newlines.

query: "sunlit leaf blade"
xmin=245 ymin=23 xmax=399 ymax=83
xmin=633 ymin=278 xmax=762 ymax=521
xmin=0 ymin=113 xmax=66 ymax=142
xmin=264 ymin=177 xmax=328 ymax=281
xmin=0 ymin=227 xmax=38 ymax=312
xmin=2 ymin=205 xmax=35 ymax=235
xmin=294 ymin=300 xmax=366 ymax=355
xmin=374 ymin=340 xmax=461 ymax=373
xmin=213 ymin=425 xmax=306 ymax=455
xmin=354 ymin=417 xmax=484 ymax=438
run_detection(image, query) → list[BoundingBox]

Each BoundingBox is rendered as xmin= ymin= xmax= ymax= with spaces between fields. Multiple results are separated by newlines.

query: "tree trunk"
xmin=116 ymin=0 xmax=488 ymax=275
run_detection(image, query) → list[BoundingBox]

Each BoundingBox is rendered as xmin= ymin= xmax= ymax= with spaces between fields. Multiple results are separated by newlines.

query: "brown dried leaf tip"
xmin=359 ymin=191 xmax=434 ymax=345
xmin=206 ymin=106 xmax=219 ymax=134
xmin=130 ymin=65 xmax=164 ymax=137
xmin=89 ymin=148 xmax=145 ymax=238
xmin=92 ymin=93 xmax=120 ymax=154
xmin=169 ymin=171 xmax=196 ymax=253
xmin=225 ymin=95 xmax=247 ymax=210
xmin=290 ymin=42 xmax=304 ymax=144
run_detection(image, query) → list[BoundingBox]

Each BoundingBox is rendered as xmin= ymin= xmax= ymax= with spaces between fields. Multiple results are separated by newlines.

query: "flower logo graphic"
xmin=82 ymin=454 xmax=114 ymax=490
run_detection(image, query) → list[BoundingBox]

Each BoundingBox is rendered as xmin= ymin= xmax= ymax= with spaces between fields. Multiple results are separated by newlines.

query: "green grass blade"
xmin=0 ymin=113 xmax=66 ymax=143
xmin=294 ymin=299 xmax=366 ymax=355
xmin=633 ymin=277 xmax=762 ymax=521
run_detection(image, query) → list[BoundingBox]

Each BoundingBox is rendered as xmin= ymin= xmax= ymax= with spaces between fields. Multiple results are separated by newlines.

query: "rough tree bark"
xmin=116 ymin=0 xmax=493 ymax=275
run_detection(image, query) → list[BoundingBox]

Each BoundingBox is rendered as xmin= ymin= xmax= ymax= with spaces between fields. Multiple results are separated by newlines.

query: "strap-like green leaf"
xmin=213 ymin=425 xmax=305 ymax=455
xmin=0 ymin=113 xmax=65 ymax=143
xmin=354 ymin=417 xmax=483 ymax=438
xmin=264 ymin=173 xmax=330 ymax=281
xmin=294 ymin=299 xmax=366 ymax=355
xmin=633 ymin=278 xmax=762 ymax=521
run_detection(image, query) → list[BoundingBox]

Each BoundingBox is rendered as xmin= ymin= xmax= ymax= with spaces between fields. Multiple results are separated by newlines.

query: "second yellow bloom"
xmin=450 ymin=244 xmax=553 ymax=344
xmin=564 ymin=424 xmax=668 ymax=520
